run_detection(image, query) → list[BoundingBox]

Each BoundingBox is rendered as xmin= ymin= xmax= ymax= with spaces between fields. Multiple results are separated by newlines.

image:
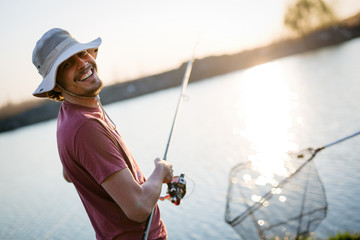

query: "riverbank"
xmin=1 ymin=13 xmax=360 ymax=133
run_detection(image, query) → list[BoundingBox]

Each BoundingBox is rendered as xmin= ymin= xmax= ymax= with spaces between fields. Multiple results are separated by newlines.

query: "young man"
xmin=32 ymin=28 xmax=173 ymax=240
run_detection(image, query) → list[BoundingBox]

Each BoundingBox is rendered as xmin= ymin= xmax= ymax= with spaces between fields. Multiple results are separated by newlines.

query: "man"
xmin=32 ymin=28 xmax=173 ymax=240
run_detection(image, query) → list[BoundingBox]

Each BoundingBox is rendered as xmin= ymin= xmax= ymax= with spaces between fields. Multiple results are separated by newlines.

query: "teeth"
xmin=79 ymin=69 xmax=93 ymax=81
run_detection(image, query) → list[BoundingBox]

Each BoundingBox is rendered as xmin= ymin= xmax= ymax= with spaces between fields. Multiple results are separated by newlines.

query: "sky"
xmin=0 ymin=0 xmax=360 ymax=107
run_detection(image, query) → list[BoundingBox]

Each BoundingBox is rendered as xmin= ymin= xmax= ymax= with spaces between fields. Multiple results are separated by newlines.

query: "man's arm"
xmin=101 ymin=158 xmax=173 ymax=223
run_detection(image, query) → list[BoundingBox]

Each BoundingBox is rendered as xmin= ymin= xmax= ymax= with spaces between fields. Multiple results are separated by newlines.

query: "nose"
xmin=74 ymin=55 xmax=88 ymax=69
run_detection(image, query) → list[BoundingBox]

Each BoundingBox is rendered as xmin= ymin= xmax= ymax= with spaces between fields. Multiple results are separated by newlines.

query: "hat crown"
xmin=32 ymin=28 xmax=72 ymax=73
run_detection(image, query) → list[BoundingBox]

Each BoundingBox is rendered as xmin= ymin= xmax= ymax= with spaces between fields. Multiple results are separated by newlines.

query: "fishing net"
xmin=225 ymin=148 xmax=328 ymax=240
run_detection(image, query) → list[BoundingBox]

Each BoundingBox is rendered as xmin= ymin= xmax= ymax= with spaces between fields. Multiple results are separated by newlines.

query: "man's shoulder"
xmin=57 ymin=105 xmax=103 ymax=139
xmin=59 ymin=102 xmax=101 ymax=125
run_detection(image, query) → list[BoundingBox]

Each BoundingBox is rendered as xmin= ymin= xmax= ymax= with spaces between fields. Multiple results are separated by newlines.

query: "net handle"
xmin=320 ymin=130 xmax=360 ymax=150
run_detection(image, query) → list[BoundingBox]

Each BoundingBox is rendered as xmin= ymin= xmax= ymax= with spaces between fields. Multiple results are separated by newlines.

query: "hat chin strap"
xmin=56 ymin=83 xmax=99 ymax=100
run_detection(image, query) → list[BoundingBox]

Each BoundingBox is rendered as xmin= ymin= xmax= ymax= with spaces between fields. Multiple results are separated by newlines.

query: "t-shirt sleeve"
xmin=74 ymin=120 xmax=127 ymax=184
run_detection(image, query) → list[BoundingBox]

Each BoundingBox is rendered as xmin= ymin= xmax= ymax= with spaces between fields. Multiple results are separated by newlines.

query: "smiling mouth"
xmin=78 ymin=68 xmax=93 ymax=82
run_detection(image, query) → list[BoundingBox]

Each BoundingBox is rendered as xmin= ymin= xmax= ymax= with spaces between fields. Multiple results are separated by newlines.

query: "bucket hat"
xmin=32 ymin=28 xmax=102 ymax=97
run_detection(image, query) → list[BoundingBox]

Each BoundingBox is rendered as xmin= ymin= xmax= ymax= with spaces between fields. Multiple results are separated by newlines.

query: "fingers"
xmin=162 ymin=161 xmax=173 ymax=184
xmin=163 ymin=169 xmax=174 ymax=184
xmin=154 ymin=158 xmax=173 ymax=183
xmin=154 ymin=158 xmax=161 ymax=165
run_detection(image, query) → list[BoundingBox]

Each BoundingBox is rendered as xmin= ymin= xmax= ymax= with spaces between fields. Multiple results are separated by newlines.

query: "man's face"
xmin=56 ymin=50 xmax=103 ymax=97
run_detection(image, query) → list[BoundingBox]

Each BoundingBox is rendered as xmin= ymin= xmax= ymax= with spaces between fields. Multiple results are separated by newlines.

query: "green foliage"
xmin=328 ymin=231 xmax=360 ymax=240
xmin=284 ymin=0 xmax=338 ymax=36
xmin=271 ymin=232 xmax=360 ymax=240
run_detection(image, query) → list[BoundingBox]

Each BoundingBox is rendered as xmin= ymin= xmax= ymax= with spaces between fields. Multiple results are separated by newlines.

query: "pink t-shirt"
xmin=57 ymin=100 xmax=167 ymax=240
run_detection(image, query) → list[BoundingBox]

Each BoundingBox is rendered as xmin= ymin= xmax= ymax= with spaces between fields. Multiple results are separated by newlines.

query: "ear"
xmin=88 ymin=48 xmax=98 ymax=59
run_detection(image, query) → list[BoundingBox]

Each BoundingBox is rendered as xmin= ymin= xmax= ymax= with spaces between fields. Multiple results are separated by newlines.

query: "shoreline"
xmin=1 ymin=14 xmax=360 ymax=133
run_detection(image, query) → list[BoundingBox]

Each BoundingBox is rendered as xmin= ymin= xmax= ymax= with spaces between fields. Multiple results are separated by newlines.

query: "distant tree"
xmin=284 ymin=0 xmax=337 ymax=36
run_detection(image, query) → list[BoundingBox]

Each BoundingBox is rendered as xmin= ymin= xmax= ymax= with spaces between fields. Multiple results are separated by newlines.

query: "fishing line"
xmin=143 ymin=39 xmax=199 ymax=240
xmin=178 ymin=174 xmax=195 ymax=200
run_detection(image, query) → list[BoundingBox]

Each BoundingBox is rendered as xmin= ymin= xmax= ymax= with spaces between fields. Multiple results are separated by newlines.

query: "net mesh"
xmin=225 ymin=148 xmax=327 ymax=239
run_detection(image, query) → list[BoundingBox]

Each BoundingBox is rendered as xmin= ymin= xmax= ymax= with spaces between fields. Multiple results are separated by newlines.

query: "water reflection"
xmin=239 ymin=61 xmax=299 ymax=179
xmin=226 ymin=61 xmax=329 ymax=239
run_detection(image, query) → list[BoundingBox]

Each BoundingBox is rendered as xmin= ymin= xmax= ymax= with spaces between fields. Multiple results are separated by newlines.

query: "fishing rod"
xmin=143 ymin=43 xmax=198 ymax=240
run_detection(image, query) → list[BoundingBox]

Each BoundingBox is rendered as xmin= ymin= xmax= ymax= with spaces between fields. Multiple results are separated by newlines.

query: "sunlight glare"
xmin=238 ymin=61 xmax=298 ymax=181
xmin=258 ymin=219 xmax=265 ymax=226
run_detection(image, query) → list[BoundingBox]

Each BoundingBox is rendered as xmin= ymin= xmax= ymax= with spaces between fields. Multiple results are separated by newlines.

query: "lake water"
xmin=1 ymin=38 xmax=360 ymax=240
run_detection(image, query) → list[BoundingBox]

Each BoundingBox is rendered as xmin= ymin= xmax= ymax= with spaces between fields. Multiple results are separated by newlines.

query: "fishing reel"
xmin=159 ymin=173 xmax=186 ymax=205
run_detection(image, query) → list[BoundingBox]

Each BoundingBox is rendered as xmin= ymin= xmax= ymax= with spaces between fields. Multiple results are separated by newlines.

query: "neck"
xmin=57 ymin=84 xmax=100 ymax=108
xmin=63 ymin=94 xmax=99 ymax=108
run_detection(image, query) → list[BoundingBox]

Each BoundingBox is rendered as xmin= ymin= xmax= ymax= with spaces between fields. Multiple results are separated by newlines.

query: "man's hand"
xmin=154 ymin=158 xmax=173 ymax=184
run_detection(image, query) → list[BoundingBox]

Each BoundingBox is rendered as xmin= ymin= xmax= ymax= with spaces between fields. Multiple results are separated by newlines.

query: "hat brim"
xmin=33 ymin=37 xmax=102 ymax=98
